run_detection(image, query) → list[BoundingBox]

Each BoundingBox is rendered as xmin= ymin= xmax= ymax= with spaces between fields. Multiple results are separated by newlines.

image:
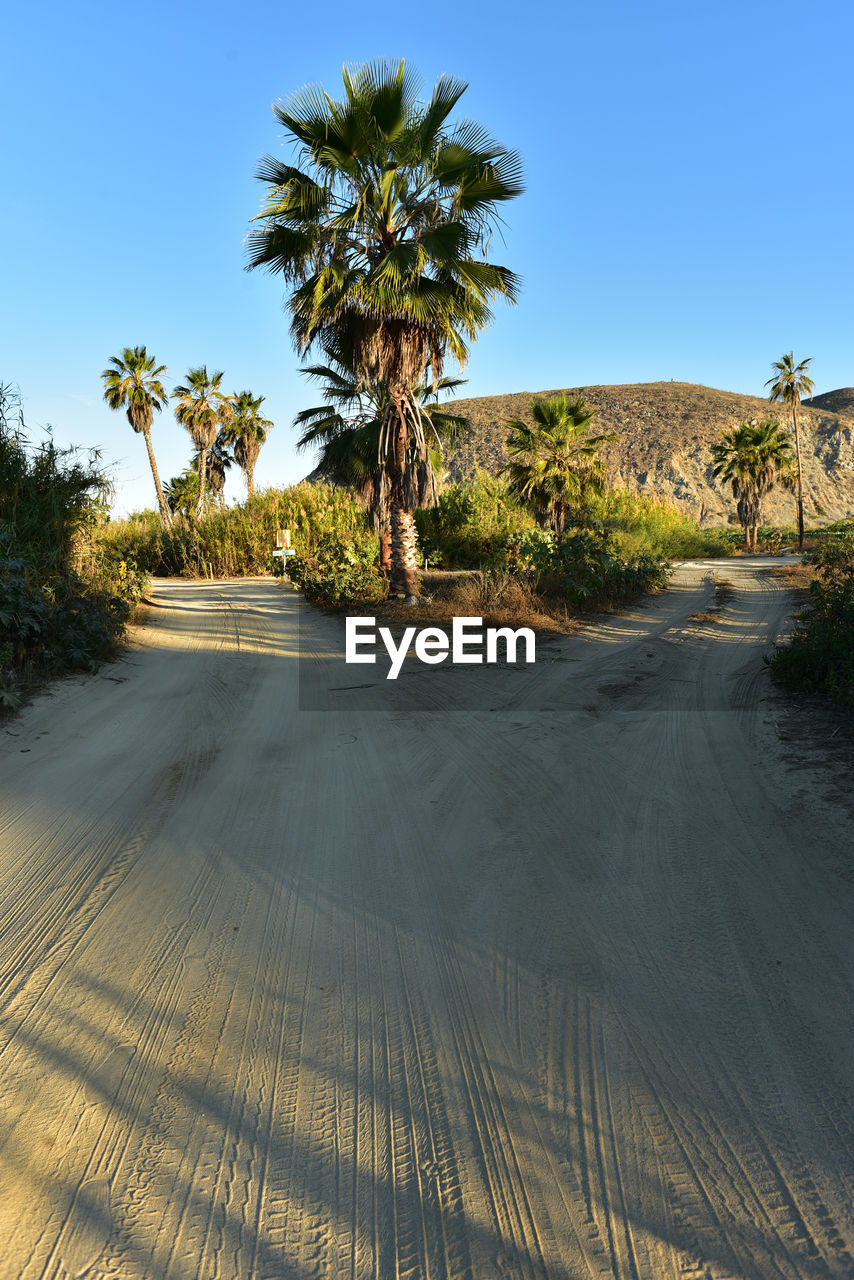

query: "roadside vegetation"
xmin=767 ymin=527 xmax=854 ymax=705
xmin=98 ymin=483 xmax=369 ymax=579
xmin=0 ymin=383 xmax=147 ymax=710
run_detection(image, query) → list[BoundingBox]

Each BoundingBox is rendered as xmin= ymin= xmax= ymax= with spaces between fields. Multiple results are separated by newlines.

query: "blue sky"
xmin=2 ymin=0 xmax=852 ymax=515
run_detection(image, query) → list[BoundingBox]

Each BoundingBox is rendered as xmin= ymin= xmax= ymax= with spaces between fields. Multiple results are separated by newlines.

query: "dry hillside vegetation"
xmin=442 ymin=381 xmax=854 ymax=525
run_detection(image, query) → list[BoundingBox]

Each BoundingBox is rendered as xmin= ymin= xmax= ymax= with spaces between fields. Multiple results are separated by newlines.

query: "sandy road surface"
xmin=0 ymin=561 xmax=852 ymax=1280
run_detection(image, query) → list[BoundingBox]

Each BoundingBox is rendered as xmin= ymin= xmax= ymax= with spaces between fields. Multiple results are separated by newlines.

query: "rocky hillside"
xmin=441 ymin=382 xmax=854 ymax=526
xmin=805 ymin=387 xmax=854 ymax=417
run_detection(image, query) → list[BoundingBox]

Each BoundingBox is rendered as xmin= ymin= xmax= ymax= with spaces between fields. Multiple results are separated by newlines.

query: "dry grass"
xmin=767 ymin=561 xmax=818 ymax=610
xmin=355 ymin=570 xmax=574 ymax=639
xmin=688 ymin=580 xmax=735 ymax=622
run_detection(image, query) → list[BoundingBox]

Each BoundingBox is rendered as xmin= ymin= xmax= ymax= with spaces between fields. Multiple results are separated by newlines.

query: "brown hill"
xmin=442 ymin=381 xmax=854 ymax=526
xmin=804 ymin=387 xmax=854 ymax=418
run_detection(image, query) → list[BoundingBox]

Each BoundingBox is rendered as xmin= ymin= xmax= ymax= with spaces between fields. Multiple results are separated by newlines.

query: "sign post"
xmin=272 ymin=528 xmax=296 ymax=579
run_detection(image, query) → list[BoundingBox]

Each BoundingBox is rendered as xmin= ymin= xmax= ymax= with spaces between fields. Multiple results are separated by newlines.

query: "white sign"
xmin=345 ymin=617 xmax=536 ymax=680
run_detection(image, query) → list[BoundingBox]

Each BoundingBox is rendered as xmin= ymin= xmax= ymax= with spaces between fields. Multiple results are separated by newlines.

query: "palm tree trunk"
xmin=379 ymin=525 xmax=392 ymax=575
xmin=386 ymin=400 xmax=421 ymax=599
xmin=389 ymin=506 xmax=419 ymax=598
xmin=792 ymin=399 xmax=805 ymax=551
xmin=247 ymin=465 xmax=255 ymax=502
xmin=143 ymin=426 xmax=172 ymax=526
xmin=195 ymin=448 xmax=208 ymax=521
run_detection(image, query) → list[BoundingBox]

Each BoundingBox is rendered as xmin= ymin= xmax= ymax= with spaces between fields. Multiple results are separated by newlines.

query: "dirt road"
xmin=0 ymin=561 xmax=851 ymax=1279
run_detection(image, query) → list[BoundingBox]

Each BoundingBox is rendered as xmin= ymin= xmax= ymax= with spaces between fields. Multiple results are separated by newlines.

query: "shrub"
xmin=589 ymin=489 xmax=733 ymax=559
xmin=288 ymin=535 xmax=386 ymax=607
xmin=767 ymin=527 xmax=854 ymax=704
xmin=97 ymin=482 xmax=370 ymax=577
xmin=0 ymin=382 xmax=141 ymax=702
xmin=414 ymin=471 xmax=536 ymax=567
xmin=492 ymin=525 xmax=670 ymax=609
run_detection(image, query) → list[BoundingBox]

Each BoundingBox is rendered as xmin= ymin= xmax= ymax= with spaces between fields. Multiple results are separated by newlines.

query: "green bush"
xmin=287 ymin=535 xmax=386 ymax=607
xmin=416 ymin=477 xmax=730 ymax=567
xmin=0 ymin=382 xmax=141 ymax=705
xmin=589 ymin=489 xmax=733 ymax=559
xmin=414 ymin=471 xmax=536 ymax=567
xmin=492 ymin=526 xmax=670 ymax=609
xmin=767 ymin=528 xmax=854 ymax=704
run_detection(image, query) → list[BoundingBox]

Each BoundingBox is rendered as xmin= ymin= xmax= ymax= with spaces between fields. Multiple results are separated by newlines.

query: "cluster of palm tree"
xmin=710 ymin=351 xmax=814 ymax=550
xmin=711 ymin=420 xmax=795 ymax=549
xmin=246 ymin=59 xmax=523 ymax=598
xmin=101 ymin=347 xmax=273 ymax=524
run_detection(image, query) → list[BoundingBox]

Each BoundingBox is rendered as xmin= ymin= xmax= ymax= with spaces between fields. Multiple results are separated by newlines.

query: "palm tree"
xmin=220 ymin=391 xmax=272 ymax=501
xmin=711 ymin=420 xmax=794 ymax=550
xmin=206 ymin=431 xmax=233 ymax=510
xmin=172 ymin=366 xmax=232 ymax=519
xmin=295 ymin=353 xmax=468 ymax=572
xmin=246 ymin=59 xmax=523 ymax=598
xmin=765 ymin=352 xmax=815 ymax=550
xmin=164 ymin=468 xmax=204 ymax=519
xmin=500 ymin=395 xmax=616 ymax=534
xmin=101 ymin=345 xmax=172 ymax=525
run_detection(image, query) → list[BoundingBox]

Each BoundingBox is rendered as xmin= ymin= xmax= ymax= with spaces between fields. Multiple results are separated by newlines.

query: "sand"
xmin=0 ymin=561 xmax=851 ymax=1279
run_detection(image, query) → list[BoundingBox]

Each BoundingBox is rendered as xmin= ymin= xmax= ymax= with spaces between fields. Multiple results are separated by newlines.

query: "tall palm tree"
xmin=101 ymin=345 xmax=172 ymax=525
xmin=246 ymin=59 xmax=523 ymax=598
xmin=295 ymin=354 xmax=467 ymax=571
xmin=172 ymin=366 xmax=232 ymax=519
xmin=765 ymin=352 xmax=815 ymax=550
xmin=501 ymin=395 xmax=616 ymax=534
xmin=220 ymin=391 xmax=272 ymax=501
xmin=711 ymin=420 xmax=794 ymax=550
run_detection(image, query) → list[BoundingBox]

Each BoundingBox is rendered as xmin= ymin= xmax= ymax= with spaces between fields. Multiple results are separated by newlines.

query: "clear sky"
xmin=2 ymin=0 xmax=852 ymax=515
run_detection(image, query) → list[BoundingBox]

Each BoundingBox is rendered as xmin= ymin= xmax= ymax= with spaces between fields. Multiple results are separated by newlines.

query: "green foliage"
xmin=96 ymin=483 xmax=371 ymax=578
xmin=416 ymin=475 xmax=727 ymax=568
xmin=0 ymin=381 xmax=141 ymax=701
xmin=767 ymin=528 xmax=854 ymax=704
xmin=287 ymin=536 xmax=386 ymax=607
xmin=501 ymin=394 xmax=615 ymax=533
xmin=589 ymin=489 xmax=734 ymax=558
xmin=415 ymin=471 xmax=536 ymax=567
xmin=711 ymin=420 xmax=794 ymax=546
xmin=493 ymin=525 xmax=670 ymax=609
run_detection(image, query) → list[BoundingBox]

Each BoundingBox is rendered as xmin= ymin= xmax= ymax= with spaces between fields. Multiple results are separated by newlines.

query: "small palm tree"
xmin=172 ymin=367 xmax=232 ymax=519
xmin=711 ymin=420 xmax=794 ymax=549
xmin=163 ymin=468 xmax=202 ymax=519
xmin=765 ymin=352 xmax=814 ymax=550
xmin=206 ymin=432 xmax=233 ymax=510
xmin=220 ymin=391 xmax=272 ymax=501
xmin=247 ymin=59 xmax=523 ymax=598
xmin=295 ymin=356 xmax=467 ymax=572
xmin=101 ymin=346 xmax=172 ymax=525
xmin=501 ymin=395 xmax=616 ymax=534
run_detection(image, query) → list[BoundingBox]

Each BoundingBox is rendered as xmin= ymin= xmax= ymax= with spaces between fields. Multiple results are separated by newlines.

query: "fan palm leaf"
xmin=501 ymin=395 xmax=616 ymax=534
xmin=101 ymin=345 xmax=172 ymax=525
